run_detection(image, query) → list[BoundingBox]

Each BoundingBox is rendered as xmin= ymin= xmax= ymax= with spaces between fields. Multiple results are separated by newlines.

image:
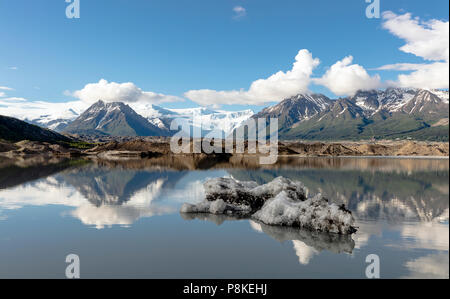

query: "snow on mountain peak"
xmin=429 ymin=89 xmax=449 ymax=103
xmin=161 ymin=107 xmax=254 ymax=136
xmin=0 ymin=98 xmax=88 ymax=131
xmin=351 ymin=88 xmax=448 ymax=115
xmin=130 ymin=103 xmax=254 ymax=136
xmin=256 ymin=93 xmax=333 ymax=124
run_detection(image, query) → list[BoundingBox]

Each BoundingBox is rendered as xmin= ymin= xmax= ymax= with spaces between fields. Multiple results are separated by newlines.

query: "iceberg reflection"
xmin=181 ymin=213 xmax=355 ymax=265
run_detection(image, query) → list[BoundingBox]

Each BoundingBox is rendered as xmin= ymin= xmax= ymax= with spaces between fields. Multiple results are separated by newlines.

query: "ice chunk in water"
xmin=180 ymin=198 xmax=253 ymax=216
xmin=181 ymin=176 xmax=356 ymax=235
xmin=253 ymin=193 xmax=356 ymax=235
xmin=199 ymin=177 xmax=306 ymax=216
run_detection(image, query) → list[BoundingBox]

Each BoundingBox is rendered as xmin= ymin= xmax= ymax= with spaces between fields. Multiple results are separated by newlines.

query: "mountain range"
xmin=1 ymin=88 xmax=448 ymax=141
xmin=1 ymin=100 xmax=254 ymax=139
xmin=254 ymin=88 xmax=449 ymax=141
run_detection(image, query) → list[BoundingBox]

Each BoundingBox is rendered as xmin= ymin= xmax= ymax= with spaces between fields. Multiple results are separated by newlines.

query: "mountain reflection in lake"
xmin=0 ymin=156 xmax=448 ymax=278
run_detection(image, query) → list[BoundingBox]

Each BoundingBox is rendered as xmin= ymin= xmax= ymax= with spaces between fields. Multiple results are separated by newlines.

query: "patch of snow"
xmin=430 ymin=89 xmax=449 ymax=103
xmin=355 ymin=97 xmax=376 ymax=113
xmin=47 ymin=120 xmax=71 ymax=130
xmin=337 ymin=107 xmax=347 ymax=117
xmin=148 ymin=118 xmax=167 ymax=129
xmin=387 ymin=92 xmax=415 ymax=112
xmin=130 ymin=103 xmax=177 ymax=119
xmin=316 ymin=114 xmax=326 ymax=122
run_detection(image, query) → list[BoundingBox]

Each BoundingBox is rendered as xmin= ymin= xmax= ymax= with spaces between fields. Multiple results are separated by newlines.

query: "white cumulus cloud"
xmin=393 ymin=62 xmax=449 ymax=89
xmin=184 ymin=49 xmax=320 ymax=106
xmin=314 ymin=56 xmax=382 ymax=96
xmin=378 ymin=11 xmax=449 ymax=89
xmin=382 ymin=11 xmax=449 ymax=61
xmin=70 ymin=79 xmax=183 ymax=104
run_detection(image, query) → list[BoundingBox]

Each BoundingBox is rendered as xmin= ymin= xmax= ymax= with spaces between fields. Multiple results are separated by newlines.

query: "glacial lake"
xmin=0 ymin=156 xmax=448 ymax=279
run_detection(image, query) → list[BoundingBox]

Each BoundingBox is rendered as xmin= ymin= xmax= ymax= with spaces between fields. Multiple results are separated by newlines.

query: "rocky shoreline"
xmin=0 ymin=138 xmax=448 ymax=160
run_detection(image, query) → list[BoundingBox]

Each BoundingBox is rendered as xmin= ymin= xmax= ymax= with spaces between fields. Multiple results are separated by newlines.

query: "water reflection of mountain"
xmin=228 ymin=168 xmax=449 ymax=222
xmin=87 ymin=154 xmax=232 ymax=170
xmin=1 ymin=156 xmax=448 ymax=228
xmin=227 ymin=156 xmax=450 ymax=172
xmin=59 ymin=165 xmax=187 ymax=206
xmin=0 ymin=157 xmax=85 ymax=190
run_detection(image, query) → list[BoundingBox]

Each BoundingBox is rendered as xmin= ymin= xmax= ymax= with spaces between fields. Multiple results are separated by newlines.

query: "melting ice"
xmin=180 ymin=177 xmax=357 ymax=235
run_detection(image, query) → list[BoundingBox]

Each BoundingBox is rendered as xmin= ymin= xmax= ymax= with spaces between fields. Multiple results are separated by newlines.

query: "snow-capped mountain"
xmin=2 ymin=88 xmax=447 ymax=140
xmin=127 ymin=103 xmax=178 ymax=131
xmin=0 ymin=96 xmax=254 ymax=137
xmin=0 ymin=99 xmax=88 ymax=131
xmin=328 ymin=98 xmax=366 ymax=119
xmin=254 ymin=94 xmax=333 ymax=127
xmin=401 ymin=89 xmax=449 ymax=115
xmin=258 ymin=88 xmax=449 ymax=141
xmin=428 ymin=89 xmax=449 ymax=103
xmin=59 ymin=100 xmax=254 ymax=137
xmin=350 ymin=89 xmax=415 ymax=115
xmin=129 ymin=104 xmax=254 ymax=137
xmin=169 ymin=108 xmax=254 ymax=137
xmin=349 ymin=88 xmax=448 ymax=116
xmin=64 ymin=100 xmax=170 ymax=137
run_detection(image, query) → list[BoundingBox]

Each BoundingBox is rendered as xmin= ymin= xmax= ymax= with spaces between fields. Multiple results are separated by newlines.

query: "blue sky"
xmin=0 ymin=0 xmax=448 ymax=112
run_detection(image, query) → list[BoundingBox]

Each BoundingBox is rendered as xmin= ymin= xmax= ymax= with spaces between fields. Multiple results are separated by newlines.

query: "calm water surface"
xmin=0 ymin=157 xmax=448 ymax=278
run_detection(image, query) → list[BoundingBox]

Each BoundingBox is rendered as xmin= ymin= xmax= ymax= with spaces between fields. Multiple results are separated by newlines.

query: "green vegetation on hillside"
xmin=61 ymin=141 xmax=98 ymax=149
xmin=0 ymin=115 xmax=72 ymax=143
xmin=282 ymin=112 xmax=449 ymax=141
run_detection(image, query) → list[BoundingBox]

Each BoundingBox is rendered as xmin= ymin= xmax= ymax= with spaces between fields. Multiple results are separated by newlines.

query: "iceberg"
xmin=180 ymin=177 xmax=357 ymax=235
